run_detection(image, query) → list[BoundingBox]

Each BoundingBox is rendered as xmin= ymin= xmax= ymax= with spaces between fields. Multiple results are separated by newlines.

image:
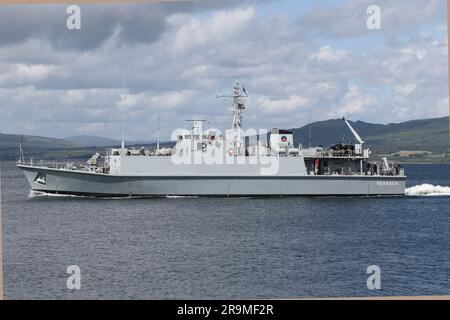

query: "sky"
xmin=0 ymin=0 xmax=448 ymax=141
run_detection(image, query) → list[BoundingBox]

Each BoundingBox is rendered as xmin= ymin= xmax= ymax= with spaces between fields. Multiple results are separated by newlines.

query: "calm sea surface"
xmin=1 ymin=161 xmax=450 ymax=299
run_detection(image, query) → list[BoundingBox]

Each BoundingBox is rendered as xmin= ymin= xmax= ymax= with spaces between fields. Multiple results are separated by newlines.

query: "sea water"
xmin=1 ymin=162 xmax=450 ymax=299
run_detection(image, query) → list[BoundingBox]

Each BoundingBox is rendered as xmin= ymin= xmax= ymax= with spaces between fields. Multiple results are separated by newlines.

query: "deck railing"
xmin=18 ymin=159 xmax=87 ymax=171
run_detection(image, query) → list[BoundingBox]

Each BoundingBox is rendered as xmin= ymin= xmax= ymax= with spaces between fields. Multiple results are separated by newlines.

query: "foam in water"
xmin=28 ymin=190 xmax=89 ymax=198
xmin=165 ymin=195 xmax=199 ymax=199
xmin=406 ymin=184 xmax=450 ymax=197
xmin=28 ymin=190 xmax=184 ymax=200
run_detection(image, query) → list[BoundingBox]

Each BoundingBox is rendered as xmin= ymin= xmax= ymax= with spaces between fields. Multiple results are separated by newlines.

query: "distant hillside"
xmin=65 ymin=135 xmax=155 ymax=147
xmin=65 ymin=135 xmax=122 ymax=147
xmin=0 ymin=133 xmax=81 ymax=161
xmin=290 ymin=117 xmax=450 ymax=155
xmin=0 ymin=133 xmax=79 ymax=150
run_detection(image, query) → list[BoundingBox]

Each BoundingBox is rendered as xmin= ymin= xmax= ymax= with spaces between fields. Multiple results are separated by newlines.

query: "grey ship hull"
xmin=19 ymin=165 xmax=406 ymax=197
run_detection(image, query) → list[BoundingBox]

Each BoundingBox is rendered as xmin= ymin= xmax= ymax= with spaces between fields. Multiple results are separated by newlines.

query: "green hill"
xmin=64 ymin=135 xmax=122 ymax=147
xmin=0 ymin=133 xmax=81 ymax=161
xmin=290 ymin=117 xmax=449 ymax=152
xmin=289 ymin=116 xmax=450 ymax=162
xmin=0 ymin=133 xmax=80 ymax=149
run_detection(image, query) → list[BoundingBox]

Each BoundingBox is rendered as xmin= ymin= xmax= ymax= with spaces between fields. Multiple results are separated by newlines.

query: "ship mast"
xmin=18 ymin=134 xmax=24 ymax=164
xmin=121 ymin=72 xmax=127 ymax=150
xmin=156 ymin=109 xmax=160 ymax=152
xmin=217 ymin=81 xmax=248 ymax=155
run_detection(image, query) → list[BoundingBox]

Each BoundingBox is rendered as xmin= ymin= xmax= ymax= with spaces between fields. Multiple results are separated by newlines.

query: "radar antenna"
xmin=217 ymin=81 xmax=248 ymax=155
xmin=217 ymin=80 xmax=248 ymax=129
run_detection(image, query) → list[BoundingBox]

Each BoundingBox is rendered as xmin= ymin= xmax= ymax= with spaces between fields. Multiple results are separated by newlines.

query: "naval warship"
xmin=17 ymin=82 xmax=406 ymax=197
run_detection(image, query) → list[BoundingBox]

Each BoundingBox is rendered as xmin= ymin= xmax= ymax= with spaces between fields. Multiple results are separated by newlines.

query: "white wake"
xmin=28 ymin=190 xmax=88 ymax=198
xmin=28 ymin=190 xmax=198 ymax=200
xmin=405 ymin=184 xmax=450 ymax=197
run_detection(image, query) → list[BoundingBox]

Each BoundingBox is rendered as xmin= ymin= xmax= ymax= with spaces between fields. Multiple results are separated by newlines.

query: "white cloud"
xmin=310 ymin=46 xmax=349 ymax=63
xmin=395 ymin=83 xmax=417 ymax=97
xmin=0 ymin=63 xmax=55 ymax=86
xmin=256 ymin=95 xmax=309 ymax=115
xmin=168 ymin=7 xmax=256 ymax=56
xmin=301 ymin=0 xmax=443 ymax=38
xmin=338 ymin=85 xmax=377 ymax=116
xmin=145 ymin=90 xmax=198 ymax=110
xmin=399 ymin=47 xmax=428 ymax=61
xmin=0 ymin=1 xmax=446 ymax=140
xmin=118 ymin=94 xmax=138 ymax=107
